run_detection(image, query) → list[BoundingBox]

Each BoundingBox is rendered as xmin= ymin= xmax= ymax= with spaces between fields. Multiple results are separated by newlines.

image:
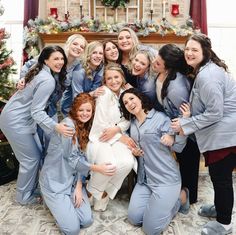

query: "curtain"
xmin=190 ymin=0 xmax=207 ymax=35
xmin=23 ymin=0 xmax=39 ymax=26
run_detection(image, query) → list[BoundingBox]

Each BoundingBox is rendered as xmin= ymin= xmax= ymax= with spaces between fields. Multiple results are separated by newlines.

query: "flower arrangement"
xmin=23 ymin=16 xmax=196 ymax=60
xmin=101 ymin=0 xmax=129 ymax=8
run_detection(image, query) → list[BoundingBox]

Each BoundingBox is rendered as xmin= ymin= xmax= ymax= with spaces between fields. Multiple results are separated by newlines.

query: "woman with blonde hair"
xmin=18 ymin=34 xmax=88 ymax=117
xmin=61 ymin=34 xmax=88 ymax=115
xmin=86 ymin=63 xmax=136 ymax=212
xmin=71 ymin=40 xmax=105 ymax=100
xmin=117 ymin=27 xmax=158 ymax=88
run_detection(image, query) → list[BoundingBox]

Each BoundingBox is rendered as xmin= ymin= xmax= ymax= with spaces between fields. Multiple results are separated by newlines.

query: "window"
xmin=0 ymin=0 xmax=24 ymax=81
xmin=90 ymin=0 xmax=143 ymax=23
xmin=207 ymin=0 xmax=236 ymax=77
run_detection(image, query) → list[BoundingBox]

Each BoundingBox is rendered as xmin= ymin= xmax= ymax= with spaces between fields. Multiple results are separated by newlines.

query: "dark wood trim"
xmin=90 ymin=0 xmax=94 ymax=18
xmin=139 ymin=0 xmax=143 ymax=20
xmin=39 ymin=32 xmax=188 ymax=45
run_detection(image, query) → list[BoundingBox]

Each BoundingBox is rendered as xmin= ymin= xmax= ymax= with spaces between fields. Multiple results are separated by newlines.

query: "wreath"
xmin=101 ymin=0 xmax=129 ymax=8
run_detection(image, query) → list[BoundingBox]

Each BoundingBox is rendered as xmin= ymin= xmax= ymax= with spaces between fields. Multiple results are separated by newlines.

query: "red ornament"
xmin=171 ymin=4 xmax=179 ymax=17
xmin=50 ymin=8 xmax=58 ymax=19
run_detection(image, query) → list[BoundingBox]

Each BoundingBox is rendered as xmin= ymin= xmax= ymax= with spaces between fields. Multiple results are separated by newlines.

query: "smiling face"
xmin=152 ymin=54 xmax=165 ymax=73
xmin=44 ymin=51 xmax=65 ymax=73
xmin=76 ymin=102 xmax=93 ymax=123
xmin=104 ymin=69 xmax=124 ymax=95
xmin=184 ymin=39 xmax=204 ymax=69
xmin=68 ymin=37 xmax=86 ymax=59
xmin=132 ymin=53 xmax=150 ymax=77
xmin=104 ymin=42 xmax=119 ymax=62
xmin=117 ymin=30 xmax=133 ymax=52
xmin=122 ymin=92 xmax=143 ymax=116
xmin=89 ymin=45 xmax=104 ymax=70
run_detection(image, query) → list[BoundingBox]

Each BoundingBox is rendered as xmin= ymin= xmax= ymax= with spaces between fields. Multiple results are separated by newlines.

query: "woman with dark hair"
xmin=0 ymin=46 xmax=74 ymax=205
xmin=152 ymin=43 xmax=201 ymax=204
xmin=171 ymin=33 xmax=236 ymax=235
xmin=103 ymin=39 xmax=120 ymax=64
xmin=39 ymin=93 xmax=116 ymax=235
xmin=119 ymin=88 xmax=189 ymax=235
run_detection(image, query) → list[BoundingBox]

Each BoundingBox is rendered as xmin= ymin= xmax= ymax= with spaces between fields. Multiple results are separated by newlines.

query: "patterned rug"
xmin=0 ymin=174 xmax=235 ymax=235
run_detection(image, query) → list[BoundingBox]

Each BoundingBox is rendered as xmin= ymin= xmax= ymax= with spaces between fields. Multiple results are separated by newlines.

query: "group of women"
xmin=0 ymin=27 xmax=235 ymax=235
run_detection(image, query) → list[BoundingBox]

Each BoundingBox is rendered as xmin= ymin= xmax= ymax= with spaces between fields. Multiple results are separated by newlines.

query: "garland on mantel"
xmin=23 ymin=16 xmax=196 ymax=61
xmin=101 ymin=0 xmax=129 ymax=8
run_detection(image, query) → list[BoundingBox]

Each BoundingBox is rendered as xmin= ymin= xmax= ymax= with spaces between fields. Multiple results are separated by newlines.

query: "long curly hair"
xmin=68 ymin=93 xmax=95 ymax=151
xmin=185 ymin=33 xmax=228 ymax=77
xmin=24 ymin=45 xmax=67 ymax=90
xmin=82 ymin=41 xmax=104 ymax=81
xmin=119 ymin=88 xmax=152 ymax=120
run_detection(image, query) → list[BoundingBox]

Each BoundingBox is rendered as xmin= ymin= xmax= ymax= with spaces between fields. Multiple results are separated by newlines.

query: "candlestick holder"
xmin=50 ymin=8 xmax=58 ymax=19
xmin=65 ymin=11 xmax=70 ymax=21
xmin=80 ymin=5 xmax=83 ymax=19
xmin=171 ymin=4 xmax=179 ymax=17
xmin=150 ymin=9 xmax=153 ymax=22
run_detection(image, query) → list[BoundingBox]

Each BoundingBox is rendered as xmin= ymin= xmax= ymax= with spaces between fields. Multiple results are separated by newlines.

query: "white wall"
xmin=207 ymin=0 xmax=236 ymax=78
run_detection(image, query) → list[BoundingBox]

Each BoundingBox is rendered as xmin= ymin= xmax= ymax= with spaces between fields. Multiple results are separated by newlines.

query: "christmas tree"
xmin=0 ymin=1 xmax=16 ymax=100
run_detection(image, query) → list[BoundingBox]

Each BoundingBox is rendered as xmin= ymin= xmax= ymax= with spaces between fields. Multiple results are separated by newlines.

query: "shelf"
xmin=39 ymin=32 xmax=188 ymax=45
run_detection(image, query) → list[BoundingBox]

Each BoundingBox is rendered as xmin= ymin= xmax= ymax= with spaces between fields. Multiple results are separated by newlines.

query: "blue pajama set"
xmin=60 ymin=59 xmax=81 ymax=116
xmin=0 ymin=66 xmax=58 ymax=204
xmin=128 ymin=109 xmax=186 ymax=235
xmin=71 ymin=64 xmax=104 ymax=98
xmin=39 ymin=117 xmax=92 ymax=235
xmin=19 ymin=58 xmax=65 ymax=154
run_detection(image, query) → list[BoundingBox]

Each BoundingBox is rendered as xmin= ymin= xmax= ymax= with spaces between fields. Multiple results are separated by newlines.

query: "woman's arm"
xmin=73 ymin=180 xmax=83 ymax=208
xmin=71 ymin=68 xmax=86 ymax=98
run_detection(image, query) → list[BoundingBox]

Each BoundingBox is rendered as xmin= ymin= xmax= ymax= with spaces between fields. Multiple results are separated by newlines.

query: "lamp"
xmin=50 ymin=8 xmax=58 ymax=19
xmin=171 ymin=4 xmax=179 ymax=17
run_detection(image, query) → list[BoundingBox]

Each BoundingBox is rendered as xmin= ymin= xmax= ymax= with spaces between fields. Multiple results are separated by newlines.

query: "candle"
xmin=162 ymin=0 xmax=166 ymax=18
xmin=80 ymin=0 xmax=83 ymax=6
xmin=65 ymin=0 xmax=68 ymax=14
xmin=150 ymin=0 xmax=153 ymax=11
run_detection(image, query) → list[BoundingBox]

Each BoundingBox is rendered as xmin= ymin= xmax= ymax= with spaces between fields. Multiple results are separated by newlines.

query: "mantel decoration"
xmin=23 ymin=16 xmax=195 ymax=61
xmin=101 ymin=0 xmax=129 ymax=8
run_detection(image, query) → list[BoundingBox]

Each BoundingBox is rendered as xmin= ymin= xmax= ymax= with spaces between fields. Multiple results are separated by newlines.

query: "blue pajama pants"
xmin=2 ymin=130 xmax=42 ymax=204
xmin=128 ymin=182 xmax=181 ymax=235
xmin=41 ymin=186 xmax=93 ymax=235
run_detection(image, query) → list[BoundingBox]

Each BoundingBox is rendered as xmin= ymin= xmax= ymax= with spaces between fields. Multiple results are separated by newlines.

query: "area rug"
xmin=0 ymin=174 xmax=235 ymax=235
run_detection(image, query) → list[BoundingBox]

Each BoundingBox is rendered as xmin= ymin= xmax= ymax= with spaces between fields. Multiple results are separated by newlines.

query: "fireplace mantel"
xmin=39 ymin=32 xmax=188 ymax=46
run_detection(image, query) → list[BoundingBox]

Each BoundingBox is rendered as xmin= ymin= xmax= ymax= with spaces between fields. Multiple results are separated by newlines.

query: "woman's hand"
xmin=160 ymin=134 xmax=174 ymax=146
xmin=124 ymin=83 xmax=133 ymax=90
xmin=131 ymin=147 xmax=144 ymax=157
xmin=91 ymin=163 xmax=116 ymax=176
xmin=99 ymin=126 xmax=120 ymax=142
xmin=180 ymin=102 xmax=191 ymax=118
xmin=171 ymin=118 xmax=182 ymax=133
xmin=119 ymin=135 xmax=137 ymax=149
xmin=73 ymin=181 xmax=83 ymax=208
xmin=55 ymin=123 xmax=74 ymax=137
xmin=16 ymin=79 xmax=25 ymax=90
xmin=91 ymin=86 xmax=105 ymax=98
